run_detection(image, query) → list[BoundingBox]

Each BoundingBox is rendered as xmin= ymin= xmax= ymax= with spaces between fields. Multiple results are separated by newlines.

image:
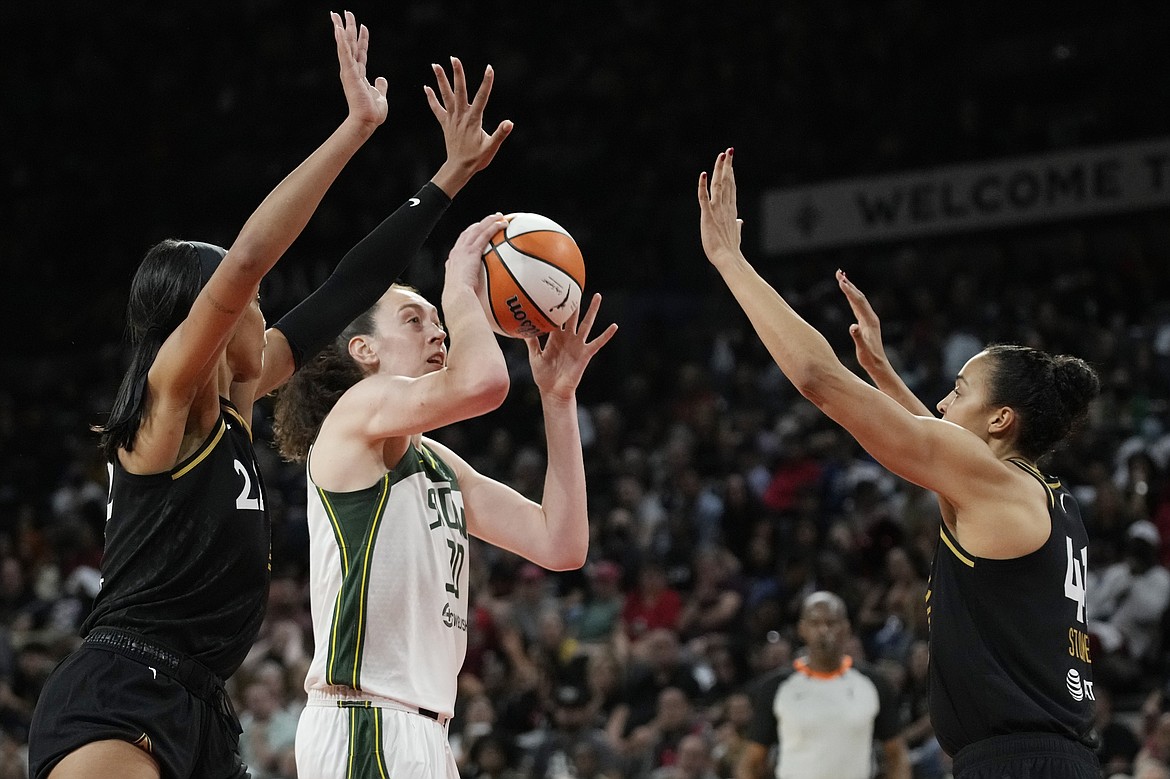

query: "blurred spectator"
xmin=718 ymin=473 xmax=768 ymax=564
xmin=648 ymin=732 xmax=720 ymax=779
xmin=239 ymin=575 xmax=311 ymax=685
xmin=0 ymin=729 xmax=27 ymax=779
xmin=453 ymin=693 xmax=503 ymax=775
xmin=526 ymin=683 xmax=621 ymax=779
xmin=0 ymin=556 xmax=38 ymax=634
xmin=509 ymin=564 xmax=563 ymax=647
xmin=582 ymin=649 xmax=631 ymax=749
xmin=1095 ymin=683 xmax=1142 ymax=778
xmin=678 ymin=546 xmax=745 ymax=645
xmin=1089 ymin=520 xmax=1170 ymax=688
xmin=899 ymin=640 xmax=946 ymax=779
xmin=569 ymin=560 xmax=626 ymax=647
xmin=857 ymin=545 xmax=929 ymax=664
xmin=238 ymin=680 xmax=298 ymax=779
xmin=626 ymin=686 xmax=710 ymax=777
xmin=622 ymin=563 xmax=683 ymax=642
xmin=621 ymin=629 xmax=703 ymax=735
xmin=692 ymin=638 xmax=749 ymax=713
xmin=534 ymin=606 xmax=589 ymax=690
xmin=709 ymin=691 xmax=754 ymax=779
xmin=661 ymin=465 xmax=726 ymax=550
xmin=1136 ymin=712 xmax=1170 ymax=779
xmin=6 ymin=643 xmax=53 ymax=740
xmin=760 ymin=437 xmax=823 ymax=516
xmin=467 ymin=732 xmax=526 ymax=779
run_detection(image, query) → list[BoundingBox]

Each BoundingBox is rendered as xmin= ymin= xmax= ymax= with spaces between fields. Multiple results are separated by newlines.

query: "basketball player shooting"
xmin=273 ymin=214 xmax=617 ymax=779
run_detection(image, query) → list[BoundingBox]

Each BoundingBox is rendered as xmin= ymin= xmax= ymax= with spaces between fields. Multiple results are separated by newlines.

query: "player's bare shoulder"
xmin=955 ymin=460 xmax=1053 ymax=559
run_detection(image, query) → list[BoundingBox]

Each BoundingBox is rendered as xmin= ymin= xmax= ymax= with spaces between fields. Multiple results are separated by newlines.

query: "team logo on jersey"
xmin=442 ymin=602 xmax=468 ymax=631
xmin=1066 ymin=668 xmax=1095 ymax=701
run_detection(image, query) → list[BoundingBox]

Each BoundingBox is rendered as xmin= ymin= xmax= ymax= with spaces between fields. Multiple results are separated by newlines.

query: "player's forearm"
xmin=865 ymin=358 xmax=934 ymax=417
xmin=535 ymin=392 xmax=590 ymax=570
xmin=431 ymin=157 xmax=481 ymax=199
xmin=443 ymin=287 xmax=510 ymax=402
xmin=715 ymin=255 xmax=847 ymax=399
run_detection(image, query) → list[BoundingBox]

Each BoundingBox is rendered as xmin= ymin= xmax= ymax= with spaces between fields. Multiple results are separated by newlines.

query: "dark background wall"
xmin=6 ymin=2 xmax=1170 ymax=354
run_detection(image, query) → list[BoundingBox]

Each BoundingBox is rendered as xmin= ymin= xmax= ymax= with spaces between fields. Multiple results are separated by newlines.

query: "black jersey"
xmin=82 ymin=399 xmax=270 ymax=680
xmin=927 ymin=458 xmax=1096 ymax=756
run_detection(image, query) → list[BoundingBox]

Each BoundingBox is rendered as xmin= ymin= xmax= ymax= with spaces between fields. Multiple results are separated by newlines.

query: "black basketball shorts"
xmin=952 ymin=732 xmax=1102 ymax=779
xmin=28 ymin=641 xmax=247 ymax=779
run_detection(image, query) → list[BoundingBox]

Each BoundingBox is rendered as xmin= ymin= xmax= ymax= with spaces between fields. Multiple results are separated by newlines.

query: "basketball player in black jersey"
xmin=27 ymin=13 xmax=512 ymax=779
xmin=699 ymin=148 xmax=1102 ymax=778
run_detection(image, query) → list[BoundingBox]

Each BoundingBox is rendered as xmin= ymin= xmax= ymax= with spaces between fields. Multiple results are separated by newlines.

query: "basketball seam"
xmin=502 ymin=232 xmax=585 ymax=286
xmin=481 ymin=250 xmax=508 ymax=334
xmin=490 ymin=247 xmax=559 ymax=332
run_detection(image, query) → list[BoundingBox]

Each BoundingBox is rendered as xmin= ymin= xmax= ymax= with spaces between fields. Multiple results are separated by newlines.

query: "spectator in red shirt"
xmin=622 ymin=562 xmax=683 ymax=641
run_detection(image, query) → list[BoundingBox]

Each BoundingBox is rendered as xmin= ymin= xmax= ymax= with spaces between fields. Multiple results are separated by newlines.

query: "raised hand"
xmin=837 ymin=269 xmax=890 ymax=376
xmin=332 ymin=10 xmax=388 ymax=131
xmin=697 ymin=148 xmax=744 ymax=270
xmin=526 ymin=293 xmax=618 ymax=402
xmin=427 ymin=57 xmax=514 ymax=187
xmin=838 ymin=269 xmax=934 ymax=417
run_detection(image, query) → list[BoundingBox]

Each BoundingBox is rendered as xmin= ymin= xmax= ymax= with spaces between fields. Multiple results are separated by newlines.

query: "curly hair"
xmin=272 ymin=342 xmax=365 ymax=463
xmin=272 ymin=283 xmax=418 ymax=463
xmin=982 ymin=344 xmax=1101 ymax=461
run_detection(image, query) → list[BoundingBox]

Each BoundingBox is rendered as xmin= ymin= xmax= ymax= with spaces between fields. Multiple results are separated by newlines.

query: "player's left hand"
xmin=837 ymin=269 xmax=892 ymax=377
xmin=427 ymin=57 xmax=513 ymax=176
xmin=527 ymin=293 xmax=617 ymax=402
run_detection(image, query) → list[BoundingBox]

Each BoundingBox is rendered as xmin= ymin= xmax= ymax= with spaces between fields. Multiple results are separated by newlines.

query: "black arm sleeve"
xmin=272 ymin=181 xmax=451 ymax=369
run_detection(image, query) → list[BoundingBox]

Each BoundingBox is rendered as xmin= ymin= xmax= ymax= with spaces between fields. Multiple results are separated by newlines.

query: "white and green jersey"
xmin=303 ymin=441 xmax=469 ymax=716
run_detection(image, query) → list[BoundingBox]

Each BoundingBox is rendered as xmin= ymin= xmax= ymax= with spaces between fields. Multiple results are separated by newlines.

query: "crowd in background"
xmin=5 ymin=2 xmax=1170 ymax=777
xmin=2 ymin=211 xmax=1170 ymax=777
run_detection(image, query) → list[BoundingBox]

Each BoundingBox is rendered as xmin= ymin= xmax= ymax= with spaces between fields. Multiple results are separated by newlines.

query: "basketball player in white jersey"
xmin=273 ymin=213 xmax=618 ymax=778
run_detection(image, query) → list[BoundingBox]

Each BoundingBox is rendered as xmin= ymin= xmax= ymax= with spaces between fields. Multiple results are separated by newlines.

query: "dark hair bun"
xmin=1051 ymin=355 xmax=1100 ymax=422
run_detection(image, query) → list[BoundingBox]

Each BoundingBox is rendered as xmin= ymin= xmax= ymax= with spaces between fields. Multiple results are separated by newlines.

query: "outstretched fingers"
xmin=837 ymin=270 xmax=879 ymax=328
xmin=355 ymin=21 xmax=369 ymax=69
xmin=711 ymin=148 xmax=735 ymax=206
xmin=470 ymin=64 xmax=495 ymax=114
xmin=430 ymin=60 xmax=455 ymax=113
xmin=450 ymin=56 xmax=469 ymax=106
xmin=574 ymin=293 xmax=602 ymax=340
xmin=341 ymin=11 xmax=360 ymax=60
xmin=330 ymin=11 xmax=388 ymax=126
xmin=578 ymin=294 xmax=618 ymax=354
xmin=331 ymin=12 xmax=349 ymax=60
xmin=697 ymin=148 xmax=734 ymax=207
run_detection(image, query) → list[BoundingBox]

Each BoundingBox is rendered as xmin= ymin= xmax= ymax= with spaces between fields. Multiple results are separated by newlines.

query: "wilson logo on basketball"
xmin=479 ymin=212 xmax=585 ymax=339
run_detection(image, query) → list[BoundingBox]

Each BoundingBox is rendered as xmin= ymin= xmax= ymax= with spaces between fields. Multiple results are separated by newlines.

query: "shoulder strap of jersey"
xmin=1007 ymin=457 xmax=1057 ymax=509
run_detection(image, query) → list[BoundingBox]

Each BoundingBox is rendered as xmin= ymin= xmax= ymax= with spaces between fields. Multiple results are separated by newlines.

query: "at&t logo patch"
xmin=1065 ymin=669 xmax=1095 ymax=701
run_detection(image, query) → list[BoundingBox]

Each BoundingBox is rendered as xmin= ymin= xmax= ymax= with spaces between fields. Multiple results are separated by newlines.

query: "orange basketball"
xmin=478 ymin=212 xmax=586 ymax=339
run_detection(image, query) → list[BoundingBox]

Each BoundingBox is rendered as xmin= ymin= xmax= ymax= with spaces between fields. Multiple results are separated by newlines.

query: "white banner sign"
xmin=761 ymin=137 xmax=1170 ymax=254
